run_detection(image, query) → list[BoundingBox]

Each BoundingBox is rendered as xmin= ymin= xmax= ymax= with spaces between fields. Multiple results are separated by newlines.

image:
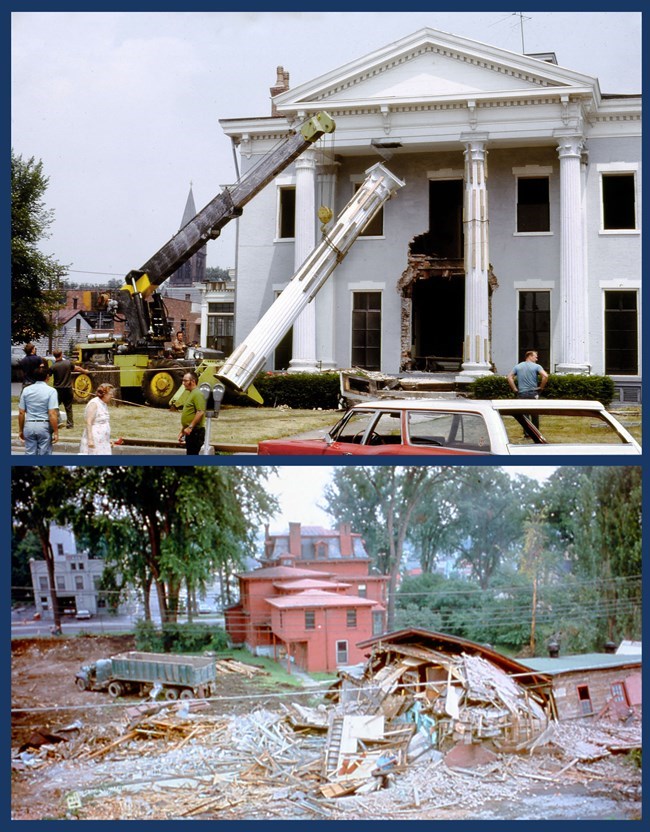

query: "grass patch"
xmin=11 ymin=398 xmax=339 ymax=447
xmin=219 ymin=648 xmax=305 ymax=687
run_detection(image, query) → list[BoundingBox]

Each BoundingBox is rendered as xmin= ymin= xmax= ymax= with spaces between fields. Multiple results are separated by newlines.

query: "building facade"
xmin=225 ymin=522 xmax=388 ymax=672
xmin=29 ymin=525 xmax=110 ymax=618
xmin=220 ymin=28 xmax=641 ymax=401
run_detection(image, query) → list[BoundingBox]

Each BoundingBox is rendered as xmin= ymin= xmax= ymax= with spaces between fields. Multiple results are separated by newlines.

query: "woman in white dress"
xmin=79 ymin=383 xmax=114 ymax=455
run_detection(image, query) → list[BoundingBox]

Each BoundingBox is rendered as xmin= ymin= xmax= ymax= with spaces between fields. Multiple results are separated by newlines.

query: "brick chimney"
xmin=270 ymin=65 xmax=290 ymax=116
xmin=289 ymin=521 xmax=301 ymax=556
xmin=339 ymin=522 xmax=352 ymax=556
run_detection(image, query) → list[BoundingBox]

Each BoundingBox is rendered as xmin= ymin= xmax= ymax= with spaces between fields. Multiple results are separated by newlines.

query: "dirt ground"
xmin=11 ymin=636 xmax=642 ymax=821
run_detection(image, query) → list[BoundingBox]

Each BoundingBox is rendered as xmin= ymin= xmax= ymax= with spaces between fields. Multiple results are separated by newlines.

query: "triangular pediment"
xmin=273 ymin=27 xmax=598 ymax=110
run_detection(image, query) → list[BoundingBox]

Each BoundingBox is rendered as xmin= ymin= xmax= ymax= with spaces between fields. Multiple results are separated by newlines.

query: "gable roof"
xmin=272 ymin=27 xmax=600 ymax=115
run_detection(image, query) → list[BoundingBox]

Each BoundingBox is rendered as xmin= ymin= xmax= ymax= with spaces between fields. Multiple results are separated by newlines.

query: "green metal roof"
xmin=523 ymin=653 xmax=642 ymax=675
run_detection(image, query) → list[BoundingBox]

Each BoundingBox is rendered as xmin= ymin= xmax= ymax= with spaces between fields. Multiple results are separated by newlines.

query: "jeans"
xmin=24 ymin=423 xmax=53 ymax=455
xmin=185 ymin=427 xmax=206 ymax=455
xmin=516 ymin=390 xmax=539 ymax=428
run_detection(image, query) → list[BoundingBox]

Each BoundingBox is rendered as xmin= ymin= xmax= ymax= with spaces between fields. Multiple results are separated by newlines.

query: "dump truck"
xmin=75 ymin=651 xmax=218 ymax=700
xmin=72 ymin=111 xmax=336 ymax=407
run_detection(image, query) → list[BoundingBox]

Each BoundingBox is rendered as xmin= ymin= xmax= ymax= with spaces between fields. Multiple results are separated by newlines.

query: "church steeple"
xmin=168 ymin=184 xmax=206 ymax=287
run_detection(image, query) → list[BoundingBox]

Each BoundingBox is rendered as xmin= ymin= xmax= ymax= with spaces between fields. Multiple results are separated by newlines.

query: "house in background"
xmin=524 ymin=649 xmax=642 ymax=721
xmin=225 ymin=522 xmax=389 ymax=672
xmin=221 ymin=27 xmax=641 ymax=403
xmin=28 ymin=525 xmax=126 ymax=619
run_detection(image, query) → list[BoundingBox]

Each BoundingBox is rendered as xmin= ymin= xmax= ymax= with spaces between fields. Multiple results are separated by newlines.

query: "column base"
xmin=554 ymin=363 xmax=591 ymax=375
xmin=288 ymin=358 xmax=321 ymax=373
xmin=456 ymin=363 xmax=493 ymax=383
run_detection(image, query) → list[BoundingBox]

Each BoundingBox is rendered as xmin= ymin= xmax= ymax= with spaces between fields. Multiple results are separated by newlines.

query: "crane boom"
xmin=216 ymin=162 xmax=405 ymax=396
xmin=118 ymin=112 xmax=335 ymax=347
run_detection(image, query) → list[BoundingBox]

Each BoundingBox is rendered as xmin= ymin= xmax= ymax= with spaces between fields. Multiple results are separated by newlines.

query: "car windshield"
xmin=499 ymin=409 xmax=631 ymax=445
xmin=407 ymin=411 xmax=492 ymax=452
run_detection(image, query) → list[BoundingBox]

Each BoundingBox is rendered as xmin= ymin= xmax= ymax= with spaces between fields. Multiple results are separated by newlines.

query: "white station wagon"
xmin=258 ymin=399 xmax=641 ymax=456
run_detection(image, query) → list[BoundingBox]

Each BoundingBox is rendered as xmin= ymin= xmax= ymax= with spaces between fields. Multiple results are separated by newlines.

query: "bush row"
xmin=135 ymin=619 xmax=229 ymax=653
xmin=468 ymin=373 xmax=616 ymax=406
xmin=227 ymin=371 xmax=341 ymax=410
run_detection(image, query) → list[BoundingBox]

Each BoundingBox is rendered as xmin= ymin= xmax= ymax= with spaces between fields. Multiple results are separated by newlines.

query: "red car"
xmin=257 ymin=399 xmax=641 ymax=456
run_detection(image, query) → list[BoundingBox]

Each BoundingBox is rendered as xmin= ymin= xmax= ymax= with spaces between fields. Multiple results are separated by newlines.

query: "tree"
xmin=324 ymin=466 xmax=453 ymax=630
xmin=11 ymin=468 xmax=79 ymax=632
xmin=67 ymin=467 xmax=278 ymax=624
xmin=11 ymin=150 xmax=68 ymax=342
xmin=450 ymin=469 xmax=530 ymax=589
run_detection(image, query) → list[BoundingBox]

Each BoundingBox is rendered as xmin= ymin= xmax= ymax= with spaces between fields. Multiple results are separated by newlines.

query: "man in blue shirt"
xmin=507 ymin=350 xmax=549 ymax=399
xmin=507 ymin=350 xmax=548 ymax=429
xmin=18 ymin=362 xmax=60 ymax=454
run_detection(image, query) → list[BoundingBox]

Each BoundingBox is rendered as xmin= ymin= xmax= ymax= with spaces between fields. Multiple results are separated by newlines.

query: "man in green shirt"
xmin=178 ymin=371 xmax=206 ymax=455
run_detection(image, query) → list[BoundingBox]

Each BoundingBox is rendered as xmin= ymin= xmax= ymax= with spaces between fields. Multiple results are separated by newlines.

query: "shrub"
xmin=468 ymin=373 xmax=615 ymax=406
xmin=135 ymin=620 xmax=229 ymax=654
xmin=252 ymin=371 xmax=341 ymax=409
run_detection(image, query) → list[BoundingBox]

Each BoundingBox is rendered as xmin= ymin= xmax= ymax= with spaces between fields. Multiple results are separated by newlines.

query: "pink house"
xmin=225 ymin=522 xmax=388 ymax=672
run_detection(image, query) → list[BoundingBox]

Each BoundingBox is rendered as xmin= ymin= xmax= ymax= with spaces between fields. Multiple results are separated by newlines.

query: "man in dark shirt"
xmin=19 ymin=343 xmax=43 ymax=386
xmin=50 ymin=349 xmax=90 ymax=429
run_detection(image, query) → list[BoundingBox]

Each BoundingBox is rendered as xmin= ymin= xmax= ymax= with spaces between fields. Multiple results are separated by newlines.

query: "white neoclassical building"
xmin=220 ymin=28 xmax=641 ymax=401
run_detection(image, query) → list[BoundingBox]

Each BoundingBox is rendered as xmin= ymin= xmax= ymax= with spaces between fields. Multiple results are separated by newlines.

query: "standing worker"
xmin=17 ymin=361 xmax=59 ymax=454
xmin=507 ymin=350 xmax=549 ymax=399
xmin=178 ymin=371 xmax=206 ymax=454
xmin=50 ymin=349 xmax=90 ymax=430
xmin=170 ymin=330 xmax=186 ymax=357
xmin=507 ymin=350 xmax=549 ymax=429
xmin=19 ymin=343 xmax=43 ymax=387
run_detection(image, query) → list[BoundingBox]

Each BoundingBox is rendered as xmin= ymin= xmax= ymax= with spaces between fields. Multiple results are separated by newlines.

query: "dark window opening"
xmin=346 ymin=609 xmax=357 ymax=628
xmin=352 ymin=292 xmax=381 ymax=370
xmin=278 ymin=187 xmax=296 ymax=238
xmin=577 ymin=684 xmax=593 ymax=715
xmin=518 ymin=291 xmax=550 ymax=371
xmin=602 ymin=173 xmax=636 ymax=230
xmin=428 ymin=180 xmax=464 ymax=258
xmin=605 ymin=290 xmax=638 ymax=375
xmin=517 ymin=177 xmax=550 ymax=232
xmin=305 ymin=610 xmax=315 ymax=630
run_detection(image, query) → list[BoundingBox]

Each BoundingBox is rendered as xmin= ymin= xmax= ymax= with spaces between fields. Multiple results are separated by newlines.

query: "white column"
xmin=315 ymin=167 xmax=338 ymax=369
xmin=457 ymin=137 xmax=492 ymax=380
xmin=555 ymin=134 xmax=590 ymax=374
xmin=289 ymin=149 xmax=319 ymax=372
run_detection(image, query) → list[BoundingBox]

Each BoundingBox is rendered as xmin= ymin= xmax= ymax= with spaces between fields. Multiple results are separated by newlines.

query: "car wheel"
xmin=164 ymin=687 xmax=179 ymax=701
xmin=76 ymin=677 xmax=88 ymax=691
xmin=108 ymin=681 xmax=123 ymax=698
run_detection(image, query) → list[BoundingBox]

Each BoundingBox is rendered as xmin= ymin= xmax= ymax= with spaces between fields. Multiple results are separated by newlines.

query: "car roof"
xmin=352 ymin=398 xmax=606 ymax=412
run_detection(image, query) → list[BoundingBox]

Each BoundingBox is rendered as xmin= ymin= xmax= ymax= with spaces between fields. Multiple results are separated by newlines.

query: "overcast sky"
xmin=265 ymin=464 xmax=558 ymax=529
xmin=11 ymin=10 xmax=641 ymax=286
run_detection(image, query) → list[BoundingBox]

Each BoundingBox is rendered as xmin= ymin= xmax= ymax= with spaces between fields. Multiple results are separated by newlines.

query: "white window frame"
xmin=274 ymin=177 xmax=296 ymax=241
xmin=349 ymin=286 xmax=383 ymax=371
xmin=601 ymin=286 xmax=640 ymax=377
xmin=512 ymin=165 xmax=554 ymax=236
xmin=336 ymin=639 xmax=349 ymax=664
xmin=513 ymin=283 xmax=554 ymax=371
xmin=597 ymin=163 xmax=639 ymax=235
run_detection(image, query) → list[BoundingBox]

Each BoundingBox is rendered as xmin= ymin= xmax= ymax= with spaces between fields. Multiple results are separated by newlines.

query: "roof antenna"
xmin=515 ymin=12 xmax=532 ymax=53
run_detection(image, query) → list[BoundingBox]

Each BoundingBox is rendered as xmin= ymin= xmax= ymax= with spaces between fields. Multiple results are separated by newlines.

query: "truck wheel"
xmin=141 ymin=369 xmax=184 ymax=407
xmin=179 ymin=689 xmax=194 ymax=700
xmin=164 ymin=687 xmax=179 ymax=700
xmin=72 ymin=373 xmax=95 ymax=404
xmin=108 ymin=681 xmax=123 ymax=698
xmin=76 ymin=677 xmax=88 ymax=691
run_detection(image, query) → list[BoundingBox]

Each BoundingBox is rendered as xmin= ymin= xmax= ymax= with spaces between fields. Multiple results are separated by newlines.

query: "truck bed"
xmin=110 ymin=651 xmax=216 ymax=686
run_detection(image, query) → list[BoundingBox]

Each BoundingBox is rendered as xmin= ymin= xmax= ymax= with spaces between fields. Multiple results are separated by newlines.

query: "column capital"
xmin=460 ymin=132 xmax=489 ymax=146
xmin=295 ymin=147 xmax=317 ymax=171
xmin=555 ymin=133 xmax=585 ymax=159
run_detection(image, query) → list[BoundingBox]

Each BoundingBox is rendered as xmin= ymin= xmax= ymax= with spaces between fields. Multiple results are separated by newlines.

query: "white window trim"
xmin=274 ymin=181 xmax=296 ymax=242
xmin=601 ymin=287 xmax=640 ymax=377
xmin=598 ymin=166 xmax=639 ymax=234
xmin=513 ymin=172 xmax=552 ymax=235
xmin=350 ymin=288 xmax=383 ymax=370
xmin=427 ymin=169 xmax=464 ymax=180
